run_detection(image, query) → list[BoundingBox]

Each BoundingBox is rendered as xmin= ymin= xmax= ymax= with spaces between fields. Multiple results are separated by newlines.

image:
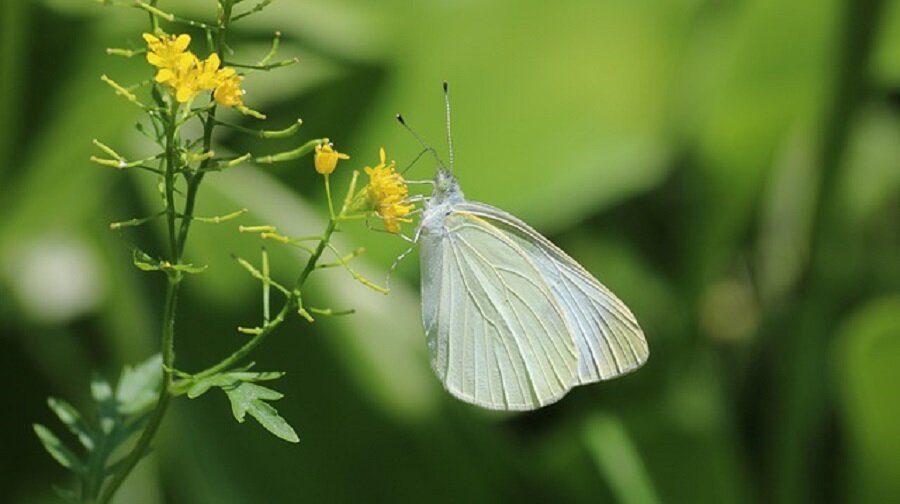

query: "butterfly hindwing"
xmin=453 ymin=202 xmax=649 ymax=384
xmin=419 ymin=210 xmax=579 ymax=410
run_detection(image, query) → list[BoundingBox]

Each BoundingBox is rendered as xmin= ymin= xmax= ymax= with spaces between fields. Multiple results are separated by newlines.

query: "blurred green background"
xmin=2 ymin=0 xmax=899 ymax=502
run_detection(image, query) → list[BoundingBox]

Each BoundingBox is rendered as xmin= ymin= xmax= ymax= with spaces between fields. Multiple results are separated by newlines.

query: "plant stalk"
xmin=97 ymin=276 xmax=179 ymax=504
xmin=194 ymin=217 xmax=339 ymax=379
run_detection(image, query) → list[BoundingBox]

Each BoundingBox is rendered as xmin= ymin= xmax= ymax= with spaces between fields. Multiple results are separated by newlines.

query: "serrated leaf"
xmin=185 ymin=373 xmax=232 ymax=399
xmin=47 ymin=398 xmax=94 ymax=450
xmin=183 ymin=369 xmax=285 ymax=399
xmin=132 ymin=249 xmax=162 ymax=272
xmin=116 ymin=353 xmax=162 ymax=415
xmin=186 ymin=380 xmax=216 ymax=399
xmin=223 ymin=382 xmax=298 ymax=443
xmin=228 ymin=371 xmax=285 ymax=382
xmin=244 ymin=398 xmax=299 ymax=444
xmin=34 ymin=424 xmax=85 ymax=473
xmin=182 ymin=372 xmax=229 ymax=399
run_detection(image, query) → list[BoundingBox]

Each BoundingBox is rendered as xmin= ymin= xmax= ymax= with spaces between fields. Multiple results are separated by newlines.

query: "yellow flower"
xmin=212 ymin=67 xmax=245 ymax=108
xmin=143 ymin=32 xmax=242 ymax=105
xmin=364 ymin=148 xmax=414 ymax=233
xmin=314 ymin=141 xmax=350 ymax=175
xmin=152 ymin=53 xmax=196 ymax=89
xmin=171 ymin=54 xmax=225 ymax=103
xmin=143 ymin=32 xmax=194 ymax=81
xmin=194 ymin=53 xmax=222 ymax=91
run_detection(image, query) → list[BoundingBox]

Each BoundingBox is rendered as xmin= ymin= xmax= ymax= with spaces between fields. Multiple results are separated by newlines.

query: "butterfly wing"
xmin=454 ymin=202 xmax=649 ymax=384
xmin=420 ymin=209 xmax=579 ymax=410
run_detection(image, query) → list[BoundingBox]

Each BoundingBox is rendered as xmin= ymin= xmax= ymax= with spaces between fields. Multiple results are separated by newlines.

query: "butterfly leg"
xmin=385 ymin=239 xmax=420 ymax=292
xmin=403 ymin=195 xmax=431 ymax=204
xmin=364 ymin=214 xmax=419 ymax=243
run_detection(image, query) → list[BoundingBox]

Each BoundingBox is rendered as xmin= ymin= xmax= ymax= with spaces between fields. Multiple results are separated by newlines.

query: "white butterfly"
xmin=414 ymin=167 xmax=648 ymax=411
xmin=402 ymin=85 xmax=648 ymax=411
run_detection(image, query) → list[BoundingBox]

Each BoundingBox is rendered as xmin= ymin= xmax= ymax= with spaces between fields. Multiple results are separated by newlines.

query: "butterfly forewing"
xmin=453 ymin=202 xmax=649 ymax=384
xmin=420 ymin=210 xmax=579 ymax=410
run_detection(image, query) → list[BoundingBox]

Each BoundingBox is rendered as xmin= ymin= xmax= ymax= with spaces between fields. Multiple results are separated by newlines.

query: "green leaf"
xmin=179 ymin=369 xmax=298 ymax=442
xmin=132 ymin=249 xmax=207 ymax=274
xmin=116 ymin=353 xmax=163 ymax=415
xmin=47 ymin=397 xmax=94 ymax=450
xmin=33 ymin=424 xmax=85 ymax=473
xmin=170 ymin=262 xmax=208 ymax=274
xmin=227 ymin=371 xmax=285 ymax=382
xmin=184 ymin=373 xmax=234 ymax=399
xmin=91 ymin=373 xmax=118 ymax=436
xmin=36 ymin=356 xmax=167 ymax=496
xmin=223 ymin=382 xmax=298 ymax=443
xmin=90 ymin=374 xmax=113 ymax=403
xmin=186 ymin=379 xmax=218 ymax=400
xmin=834 ymin=296 xmax=900 ymax=502
xmin=132 ymin=249 xmax=162 ymax=272
xmin=183 ymin=369 xmax=284 ymax=399
xmin=583 ymin=414 xmax=660 ymax=504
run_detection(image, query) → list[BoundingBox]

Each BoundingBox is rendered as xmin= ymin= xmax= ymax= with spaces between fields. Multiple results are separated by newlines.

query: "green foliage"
xmin=834 ymin=296 xmax=900 ymax=502
xmin=583 ymin=414 xmax=660 ymax=504
xmin=180 ymin=366 xmax=299 ymax=443
xmin=33 ymin=355 xmax=162 ymax=501
xmin=132 ymin=249 xmax=208 ymax=275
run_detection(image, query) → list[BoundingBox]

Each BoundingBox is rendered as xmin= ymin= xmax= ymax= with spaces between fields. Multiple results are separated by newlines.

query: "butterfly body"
xmin=417 ymin=168 xmax=648 ymax=410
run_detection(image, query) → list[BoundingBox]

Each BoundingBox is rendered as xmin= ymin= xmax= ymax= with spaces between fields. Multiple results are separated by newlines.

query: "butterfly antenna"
xmin=396 ymin=114 xmax=447 ymax=171
xmin=443 ymin=81 xmax=454 ymax=173
xmin=400 ymin=148 xmax=429 ymax=176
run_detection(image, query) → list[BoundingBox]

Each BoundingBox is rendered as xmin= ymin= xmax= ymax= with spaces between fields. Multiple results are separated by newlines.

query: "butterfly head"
xmin=431 ymin=167 xmax=464 ymax=206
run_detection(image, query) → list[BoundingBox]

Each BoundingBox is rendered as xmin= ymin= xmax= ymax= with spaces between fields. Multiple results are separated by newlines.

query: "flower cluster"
xmin=364 ymin=148 xmax=414 ymax=233
xmin=143 ymin=32 xmax=245 ymax=107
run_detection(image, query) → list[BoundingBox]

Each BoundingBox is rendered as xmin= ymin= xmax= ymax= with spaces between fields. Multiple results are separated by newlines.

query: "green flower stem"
xmin=213 ymin=117 xmax=302 ymax=138
xmin=134 ymin=0 xmax=216 ymax=31
xmin=254 ymin=138 xmax=322 ymax=164
xmin=193 ymin=217 xmax=339 ymax=380
xmin=225 ymin=58 xmax=299 ymax=71
xmin=175 ymin=128 xmax=214 ymax=257
xmin=325 ymin=174 xmax=335 ymax=219
xmin=175 ymin=0 xmax=232 ymax=259
xmin=164 ymin=99 xmax=180 ymax=260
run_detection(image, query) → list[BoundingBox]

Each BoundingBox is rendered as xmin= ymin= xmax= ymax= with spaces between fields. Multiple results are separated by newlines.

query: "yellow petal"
xmin=155 ymin=68 xmax=175 ymax=83
xmin=147 ymin=53 xmax=165 ymax=67
xmin=176 ymin=86 xmax=195 ymax=103
xmin=174 ymin=34 xmax=192 ymax=52
xmin=205 ymin=53 xmax=221 ymax=71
